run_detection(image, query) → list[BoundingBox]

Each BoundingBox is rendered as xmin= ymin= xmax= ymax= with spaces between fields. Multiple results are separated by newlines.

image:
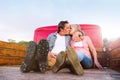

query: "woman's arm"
xmin=86 ymin=36 xmax=103 ymax=69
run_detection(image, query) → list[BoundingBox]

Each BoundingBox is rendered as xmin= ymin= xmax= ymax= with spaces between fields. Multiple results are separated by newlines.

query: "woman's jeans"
xmin=77 ymin=51 xmax=93 ymax=69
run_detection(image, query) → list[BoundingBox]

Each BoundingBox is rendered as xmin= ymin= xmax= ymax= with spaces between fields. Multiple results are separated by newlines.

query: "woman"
xmin=70 ymin=26 xmax=103 ymax=69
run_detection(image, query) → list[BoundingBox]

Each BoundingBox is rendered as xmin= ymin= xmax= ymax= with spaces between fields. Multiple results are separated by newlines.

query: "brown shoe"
xmin=65 ymin=60 xmax=76 ymax=73
xmin=52 ymin=51 xmax=66 ymax=73
xmin=66 ymin=46 xmax=84 ymax=75
xmin=37 ymin=39 xmax=49 ymax=73
xmin=20 ymin=41 xmax=38 ymax=73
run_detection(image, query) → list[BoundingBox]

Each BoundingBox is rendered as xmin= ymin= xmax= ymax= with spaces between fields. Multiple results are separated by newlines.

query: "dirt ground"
xmin=0 ymin=66 xmax=120 ymax=80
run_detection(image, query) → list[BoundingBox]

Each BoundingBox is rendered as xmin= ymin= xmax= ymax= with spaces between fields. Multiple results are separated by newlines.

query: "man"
xmin=20 ymin=21 xmax=70 ymax=73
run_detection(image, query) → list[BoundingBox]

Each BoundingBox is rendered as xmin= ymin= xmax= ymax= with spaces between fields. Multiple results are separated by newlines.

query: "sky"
xmin=0 ymin=0 xmax=120 ymax=42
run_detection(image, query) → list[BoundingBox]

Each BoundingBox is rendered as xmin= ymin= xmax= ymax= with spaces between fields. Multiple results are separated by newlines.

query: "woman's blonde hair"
xmin=70 ymin=24 xmax=85 ymax=35
xmin=70 ymin=24 xmax=81 ymax=32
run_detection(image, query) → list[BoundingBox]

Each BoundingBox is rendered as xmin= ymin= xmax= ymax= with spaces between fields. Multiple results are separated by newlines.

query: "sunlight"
xmin=101 ymin=26 xmax=120 ymax=40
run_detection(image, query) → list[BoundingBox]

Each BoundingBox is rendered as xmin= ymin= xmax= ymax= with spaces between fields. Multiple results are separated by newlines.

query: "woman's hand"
xmin=50 ymin=52 xmax=57 ymax=59
xmin=94 ymin=60 xmax=104 ymax=70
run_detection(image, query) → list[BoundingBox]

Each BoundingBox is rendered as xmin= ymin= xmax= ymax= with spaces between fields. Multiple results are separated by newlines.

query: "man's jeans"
xmin=77 ymin=51 xmax=93 ymax=69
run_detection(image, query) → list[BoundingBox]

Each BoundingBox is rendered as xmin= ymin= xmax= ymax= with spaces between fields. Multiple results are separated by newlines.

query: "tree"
xmin=17 ymin=41 xmax=30 ymax=46
xmin=8 ymin=39 xmax=16 ymax=43
xmin=103 ymin=38 xmax=109 ymax=48
xmin=8 ymin=39 xmax=30 ymax=46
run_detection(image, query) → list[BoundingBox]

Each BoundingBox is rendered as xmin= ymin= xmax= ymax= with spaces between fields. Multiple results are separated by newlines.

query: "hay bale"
xmin=0 ymin=41 xmax=26 ymax=65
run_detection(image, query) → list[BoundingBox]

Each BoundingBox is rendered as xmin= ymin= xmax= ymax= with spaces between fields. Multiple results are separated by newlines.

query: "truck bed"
xmin=0 ymin=66 xmax=119 ymax=80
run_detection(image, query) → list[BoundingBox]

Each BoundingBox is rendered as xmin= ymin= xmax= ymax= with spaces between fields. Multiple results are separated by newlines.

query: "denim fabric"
xmin=47 ymin=32 xmax=71 ymax=51
xmin=77 ymin=51 xmax=93 ymax=69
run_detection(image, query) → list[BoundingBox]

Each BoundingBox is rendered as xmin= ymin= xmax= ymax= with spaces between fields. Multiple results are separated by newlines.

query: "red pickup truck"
xmin=34 ymin=24 xmax=103 ymax=47
xmin=34 ymin=24 xmax=119 ymax=72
